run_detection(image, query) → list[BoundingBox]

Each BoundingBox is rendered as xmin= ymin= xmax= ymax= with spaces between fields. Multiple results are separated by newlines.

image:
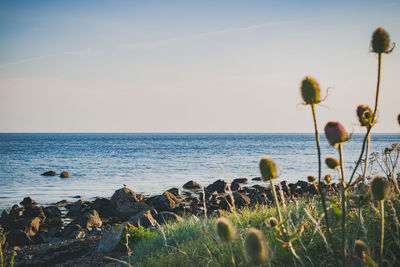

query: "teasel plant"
xmin=244 ymin=228 xmax=270 ymax=266
xmin=324 ymin=121 xmax=351 ymax=267
xmin=215 ymin=217 xmax=236 ymax=266
xmin=370 ymin=176 xmax=390 ymax=266
xmin=299 ymin=76 xmax=334 ymax=252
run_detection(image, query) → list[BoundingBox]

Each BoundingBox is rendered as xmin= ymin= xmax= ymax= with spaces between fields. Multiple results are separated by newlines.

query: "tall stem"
xmin=338 ymin=143 xmax=346 ymax=267
xmin=270 ymin=180 xmax=283 ymax=223
xmin=380 ymin=200 xmax=385 ymax=266
xmin=311 ymin=104 xmax=334 ymax=248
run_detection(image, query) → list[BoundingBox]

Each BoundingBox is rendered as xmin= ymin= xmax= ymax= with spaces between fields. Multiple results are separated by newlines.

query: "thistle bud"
xmin=307 ymin=175 xmax=316 ymax=183
xmin=259 ymin=156 xmax=278 ymax=181
xmin=356 ymin=105 xmax=373 ymax=127
xmin=325 ymin=156 xmax=339 ymax=169
xmin=269 ymin=217 xmax=278 ymax=228
xmin=371 ymin=27 xmax=391 ymax=54
xmin=324 ymin=174 xmax=331 ymax=184
xmin=244 ymin=228 xmax=269 ymax=265
xmin=300 ymin=76 xmax=321 ymax=105
xmin=354 ymin=240 xmax=370 ymax=259
xmin=370 ymin=176 xmax=389 ymax=201
xmin=324 ymin=121 xmax=349 ymax=146
xmin=215 ymin=217 xmax=235 ymax=243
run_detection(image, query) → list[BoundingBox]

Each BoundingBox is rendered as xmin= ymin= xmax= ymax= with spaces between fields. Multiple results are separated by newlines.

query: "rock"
xmin=92 ymin=198 xmax=114 ymax=218
xmin=230 ymin=182 xmax=242 ymax=191
xmin=73 ymin=210 xmax=102 ymax=231
xmin=61 ymin=224 xmax=82 ymax=237
xmin=97 ymin=223 xmax=126 ymax=254
xmin=149 ymin=191 xmax=180 ymax=212
xmin=129 ymin=209 xmax=159 ymax=228
xmin=114 ymin=202 xmax=152 ymax=220
xmin=279 ymin=181 xmax=291 ymax=195
xmin=60 ymin=171 xmax=70 ymax=178
xmin=110 ymin=188 xmax=139 ymax=206
xmin=68 ymin=231 xmax=85 ymax=240
xmin=32 ymin=230 xmax=51 ymax=243
xmin=9 ymin=205 xmax=24 ymax=218
xmin=233 ymin=178 xmax=248 ymax=184
xmin=183 ymin=180 xmax=202 ymax=190
xmin=206 ymin=180 xmax=227 ymax=193
xmin=295 ymin=180 xmax=309 ymax=190
xmin=46 ymin=217 xmax=62 ymax=227
xmin=219 ymin=192 xmax=251 ymax=210
xmin=20 ymin=197 xmax=37 ymax=207
xmin=252 ymin=185 xmax=269 ymax=193
xmin=66 ymin=200 xmax=91 ymax=217
xmin=6 ymin=230 xmax=32 ymax=246
xmin=43 ymin=206 xmax=61 ymax=218
xmin=167 ymin=187 xmax=181 ymax=197
xmin=24 ymin=206 xmax=45 ymax=219
xmin=153 ymin=211 xmax=183 ymax=225
xmin=252 ymin=177 xmax=262 ymax=181
xmin=41 ymin=171 xmax=57 ymax=176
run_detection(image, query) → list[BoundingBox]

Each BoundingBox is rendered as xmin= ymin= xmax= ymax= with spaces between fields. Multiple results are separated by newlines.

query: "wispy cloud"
xmin=0 ymin=48 xmax=92 ymax=69
xmin=119 ymin=20 xmax=297 ymax=50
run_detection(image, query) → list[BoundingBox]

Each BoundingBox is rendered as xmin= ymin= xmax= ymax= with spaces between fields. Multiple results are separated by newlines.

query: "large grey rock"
xmin=232 ymin=178 xmax=248 ymax=184
xmin=183 ymin=180 xmax=201 ymax=190
xmin=206 ymin=180 xmax=227 ymax=193
xmin=149 ymin=191 xmax=180 ymax=212
xmin=97 ymin=223 xmax=126 ymax=254
xmin=153 ymin=211 xmax=183 ymax=225
xmin=60 ymin=171 xmax=70 ymax=178
xmin=6 ymin=229 xmax=32 ymax=246
xmin=92 ymin=198 xmax=114 ymax=217
xmin=73 ymin=210 xmax=102 ymax=231
xmin=110 ymin=187 xmax=139 ymax=205
xmin=41 ymin=171 xmax=56 ymax=176
xmin=129 ymin=209 xmax=159 ymax=228
xmin=115 ymin=201 xmax=152 ymax=220
xmin=20 ymin=197 xmax=37 ymax=207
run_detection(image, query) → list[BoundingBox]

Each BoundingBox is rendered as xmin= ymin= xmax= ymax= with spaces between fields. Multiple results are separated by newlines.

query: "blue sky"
xmin=0 ymin=0 xmax=399 ymax=132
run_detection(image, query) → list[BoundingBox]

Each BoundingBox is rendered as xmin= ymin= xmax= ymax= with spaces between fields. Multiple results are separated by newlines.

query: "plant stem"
xmin=311 ymin=104 xmax=334 ymax=249
xmin=338 ymin=143 xmax=346 ymax=267
xmin=270 ymin=180 xmax=283 ymax=224
xmin=380 ymin=200 xmax=385 ymax=266
xmin=228 ymin=243 xmax=236 ymax=267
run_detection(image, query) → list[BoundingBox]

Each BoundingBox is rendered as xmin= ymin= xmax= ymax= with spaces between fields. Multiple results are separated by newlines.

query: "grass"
xmin=120 ymin=191 xmax=400 ymax=266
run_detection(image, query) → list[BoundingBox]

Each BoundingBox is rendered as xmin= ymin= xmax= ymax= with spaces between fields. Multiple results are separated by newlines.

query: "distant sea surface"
xmin=0 ymin=133 xmax=398 ymax=210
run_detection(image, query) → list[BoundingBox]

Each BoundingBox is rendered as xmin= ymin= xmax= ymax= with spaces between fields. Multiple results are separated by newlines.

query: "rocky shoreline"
xmin=0 ymin=177 xmax=339 ymax=266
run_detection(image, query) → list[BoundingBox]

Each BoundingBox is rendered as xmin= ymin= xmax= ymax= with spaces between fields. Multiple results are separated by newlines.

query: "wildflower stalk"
xmin=338 ymin=143 xmax=347 ymax=267
xmin=379 ymin=200 xmax=385 ymax=266
xmin=270 ymin=180 xmax=283 ymax=224
xmin=228 ymin=243 xmax=236 ymax=267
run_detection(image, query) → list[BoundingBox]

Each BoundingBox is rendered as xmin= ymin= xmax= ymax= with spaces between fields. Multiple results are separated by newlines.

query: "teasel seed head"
xmin=354 ymin=240 xmax=370 ymax=259
xmin=324 ymin=174 xmax=331 ymax=184
xmin=244 ymin=228 xmax=269 ymax=265
xmin=215 ymin=217 xmax=235 ymax=243
xmin=356 ymin=105 xmax=373 ymax=127
xmin=371 ymin=27 xmax=393 ymax=54
xmin=324 ymin=121 xmax=350 ymax=146
xmin=307 ymin=175 xmax=316 ymax=183
xmin=259 ymin=156 xmax=278 ymax=181
xmin=371 ymin=175 xmax=389 ymax=201
xmin=269 ymin=217 xmax=279 ymax=228
xmin=325 ymin=156 xmax=339 ymax=169
xmin=397 ymin=113 xmax=400 ymax=126
xmin=300 ymin=76 xmax=321 ymax=105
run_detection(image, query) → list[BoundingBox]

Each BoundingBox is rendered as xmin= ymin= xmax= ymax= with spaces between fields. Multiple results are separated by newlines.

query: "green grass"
xmin=123 ymin=194 xmax=400 ymax=266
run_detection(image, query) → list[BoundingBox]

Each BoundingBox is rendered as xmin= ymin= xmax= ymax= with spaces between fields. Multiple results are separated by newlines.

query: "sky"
xmin=0 ymin=0 xmax=399 ymax=133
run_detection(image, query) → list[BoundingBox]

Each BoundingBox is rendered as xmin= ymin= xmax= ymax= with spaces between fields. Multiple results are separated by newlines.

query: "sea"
xmin=0 ymin=133 xmax=398 ymax=211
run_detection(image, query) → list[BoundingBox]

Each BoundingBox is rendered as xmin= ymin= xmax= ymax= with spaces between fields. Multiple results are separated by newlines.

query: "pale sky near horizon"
xmin=0 ymin=0 xmax=399 ymax=133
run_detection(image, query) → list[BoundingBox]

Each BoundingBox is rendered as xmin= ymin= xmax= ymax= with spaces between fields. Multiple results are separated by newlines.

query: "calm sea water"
xmin=0 ymin=133 xmax=398 ymax=210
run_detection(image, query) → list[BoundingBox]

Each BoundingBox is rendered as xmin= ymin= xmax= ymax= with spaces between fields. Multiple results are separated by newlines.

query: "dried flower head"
xmin=215 ymin=217 xmax=235 ymax=243
xmin=325 ymin=156 xmax=339 ymax=169
xmin=324 ymin=174 xmax=331 ymax=184
xmin=371 ymin=27 xmax=394 ymax=54
xmin=357 ymin=105 xmax=373 ymax=127
xmin=354 ymin=240 xmax=370 ymax=259
xmin=259 ymin=156 xmax=278 ymax=181
xmin=244 ymin=228 xmax=269 ymax=265
xmin=324 ymin=121 xmax=350 ymax=146
xmin=269 ymin=217 xmax=279 ymax=228
xmin=301 ymin=76 xmax=321 ymax=105
xmin=307 ymin=175 xmax=316 ymax=183
xmin=371 ymin=175 xmax=389 ymax=201
xmin=398 ymin=113 xmax=400 ymax=126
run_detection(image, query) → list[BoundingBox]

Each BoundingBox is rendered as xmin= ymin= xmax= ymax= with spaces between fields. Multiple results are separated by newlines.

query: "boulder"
xmin=66 ymin=200 xmax=91 ymax=217
xmin=24 ymin=206 xmax=45 ymax=219
xmin=206 ymin=180 xmax=227 ymax=193
xmin=110 ymin=188 xmax=139 ymax=206
xmin=73 ymin=210 xmax=102 ymax=231
xmin=97 ymin=223 xmax=126 ymax=254
xmin=43 ymin=206 xmax=61 ymax=218
xmin=148 ymin=191 xmax=180 ymax=212
xmin=114 ymin=202 xmax=153 ymax=220
xmin=183 ymin=180 xmax=201 ymax=190
xmin=232 ymin=178 xmax=248 ymax=184
xmin=252 ymin=177 xmax=262 ymax=181
xmin=219 ymin=192 xmax=250 ymax=210
xmin=6 ymin=229 xmax=32 ymax=246
xmin=60 ymin=171 xmax=70 ymax=178
xmin=153 ymin=211 xmax=183 ymax=225
xmin=230 ymin=182 xmax=242 ymax=191
xmin=93 ymin=198 xmax=114 ymax=218
xmin=129 ymin=209 xmax=159 ymax=228
xmin=167 ymin=187 xmax=181 ymax=197
xmin=41 ymin=171 xmax=57 ymax=176
xmin=20 ymin=197 xmax=37 ymax=207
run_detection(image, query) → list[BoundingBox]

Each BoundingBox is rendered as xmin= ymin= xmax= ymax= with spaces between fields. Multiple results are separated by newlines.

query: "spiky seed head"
xmin=354 ymin=240 xmax=370 ymax=259
xmin=371 ymin=175 xmax=389 ymax=201
xmin=324 ymin=174 xmax=332 ymax=184
xmin=269 ymin=217 xmax=279 ymax=227
xmin=357 ymin=105 xmax=373 ymax=127
xmin=307 ymin=175 xmax=316 ymax=183
xmin=244 ymin=228 xmax=269 ymax=265
xmin=371 ymin=27 xmax=391 ymax=54
xmin=259 ymin=156 xmax=278 ymax=181
xmin=324 ymin=121 xmax=349 ymax=146
xmin=300 ymin=76 xmax=321 ymax=105
xmin=325 ymin=156 xmax=339 ymax=169
xmin=398 ymin=113 xmax=400 ymax=126
xmin=215 ymin=217 xmax=235 ymax=243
